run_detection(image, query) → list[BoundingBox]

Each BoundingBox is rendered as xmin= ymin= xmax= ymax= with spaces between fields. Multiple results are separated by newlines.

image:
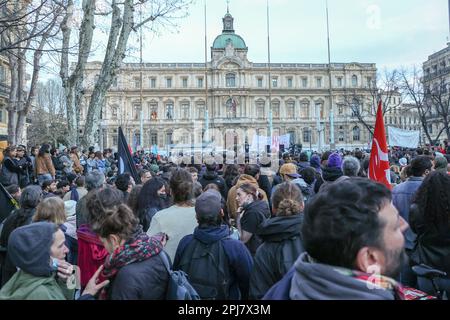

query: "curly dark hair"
xmin=86 ymin=187 xmax=138 ymax=240
xmin=412 ymin=171 xmax=450 ymax=227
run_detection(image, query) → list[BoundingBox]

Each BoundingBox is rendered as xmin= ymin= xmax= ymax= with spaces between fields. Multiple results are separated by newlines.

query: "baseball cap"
xmin=279 ymin=163 xmax=301 ymax=178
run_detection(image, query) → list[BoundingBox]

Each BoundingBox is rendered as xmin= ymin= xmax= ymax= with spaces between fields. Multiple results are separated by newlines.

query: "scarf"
xmin=99 ymin=228 xmax=166 ymax=300
xmin=340 ymin=269 xmax=436 ymax=300
xmin=102 ymin=228 xmax=165 ymax=279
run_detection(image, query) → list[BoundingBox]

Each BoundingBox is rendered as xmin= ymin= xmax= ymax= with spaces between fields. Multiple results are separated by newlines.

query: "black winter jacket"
xmin=199 ymin=171 xmax=228 ymax=200
xmin=249 ymin=215 xmax=304 ymax=299
xmin=409 ymin=203 xmax=450 ymax=276
xmin=107 ymin=252 xmax=169 ymax=300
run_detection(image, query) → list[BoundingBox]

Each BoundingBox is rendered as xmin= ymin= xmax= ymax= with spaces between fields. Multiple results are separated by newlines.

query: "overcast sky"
xmin=114 ymin=0 xmax=448 ymax=71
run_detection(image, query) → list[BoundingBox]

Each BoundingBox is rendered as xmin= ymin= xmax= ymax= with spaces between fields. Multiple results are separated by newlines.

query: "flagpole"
xmin=266 ymin=0 xmax=273 ymax=153
xmin=139 ymin=4 xmax=144 ymax=151
xmin=204 ymin=0 xmax=209 ymax=148
xmin=326 ymin=0 xmax=335 ymax=150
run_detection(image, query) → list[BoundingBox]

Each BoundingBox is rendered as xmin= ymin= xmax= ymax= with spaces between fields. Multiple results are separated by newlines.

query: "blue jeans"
xmin=38 ymin=174 xmax=53 ymax=186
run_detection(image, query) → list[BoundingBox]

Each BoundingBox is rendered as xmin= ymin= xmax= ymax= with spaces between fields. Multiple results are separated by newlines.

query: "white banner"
xmin=388 ymin=126 xmax=420 ymax=148
xmin=250 ymin=134 xmax=290 ymax=152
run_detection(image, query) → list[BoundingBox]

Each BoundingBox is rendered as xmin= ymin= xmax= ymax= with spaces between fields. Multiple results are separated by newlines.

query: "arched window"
xmin=352 ymin=126 xmax=360 ymax=141
xmin=352 ymin=75 xmax=358 ymax=87
xmin=226 ymin=73 xmax=236 ymax=87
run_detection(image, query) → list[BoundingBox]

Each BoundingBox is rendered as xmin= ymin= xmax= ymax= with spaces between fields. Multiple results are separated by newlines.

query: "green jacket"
xmin=0 ymin=270 xmax=75 ymax=300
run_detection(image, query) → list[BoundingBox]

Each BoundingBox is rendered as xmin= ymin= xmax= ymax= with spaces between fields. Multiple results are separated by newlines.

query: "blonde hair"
xmin=33 ymin=197 xmax=67 ymax=225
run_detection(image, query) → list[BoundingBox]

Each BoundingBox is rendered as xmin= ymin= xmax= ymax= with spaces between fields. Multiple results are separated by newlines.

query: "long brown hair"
xmin=237 ymin=183 xmax=264 ymax=201
xmin=271 ymin=182 xmax=304 ymax=216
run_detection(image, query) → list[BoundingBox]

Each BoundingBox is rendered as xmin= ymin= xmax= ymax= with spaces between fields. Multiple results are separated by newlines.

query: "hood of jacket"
xmin=0 ymin=270 xmax=65 ymax=300
xmin=289 ymin=253 xmax=395 ymax=300
xmin=236 ymin=174 xmax=259 ymax=188
xmin=193 ymin=225 xmax=230 ymax=245
xmin=291 ymin=178 xmax=313 ymax=196
xmin=258 ymin=215 xmax=303 ymax=242
xmin=202 ymin=170 xmax=219 ymax=181
xmin=322 ymin=166 xmax=343 ymax=182
xmin=243 ymin=199 xmax=271 ymax=218
xmin=8 ymin=222 xmax=56 ymax=277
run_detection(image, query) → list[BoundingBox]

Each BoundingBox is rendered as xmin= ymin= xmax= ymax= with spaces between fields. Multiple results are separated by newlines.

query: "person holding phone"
xmin=0 ymin=222 xmax=108 ymax=300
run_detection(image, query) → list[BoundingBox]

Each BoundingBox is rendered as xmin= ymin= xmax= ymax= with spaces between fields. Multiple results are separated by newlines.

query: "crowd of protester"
xmin=0 ymin=139 xmax=449 ymax=300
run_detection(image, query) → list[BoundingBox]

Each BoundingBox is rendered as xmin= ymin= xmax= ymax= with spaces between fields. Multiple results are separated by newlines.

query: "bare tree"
xmin=427 ymin=77 xmax=450 ymax=141
xmin=2 ymin=0 xmax=64 ymax=145
xmin=58 ymin=0 xmax=193 ymax=148
xmin=399 ymin=66 xmax=440 ymax=145
xmin=27 ymin=78 xmax=68 ymax=146
xmin=342 ymin=69 xmax=402 ymax=135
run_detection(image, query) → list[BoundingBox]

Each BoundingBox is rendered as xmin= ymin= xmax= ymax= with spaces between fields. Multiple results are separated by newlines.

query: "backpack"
xmin=159 ymin=251 xmax=200 ymax=300
xmin=178 ymin=238 xmax=231 ymax=300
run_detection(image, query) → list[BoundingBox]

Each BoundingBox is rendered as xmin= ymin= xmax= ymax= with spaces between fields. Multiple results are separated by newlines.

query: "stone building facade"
xmin=81 ymin=10 xmax=379 ymax=153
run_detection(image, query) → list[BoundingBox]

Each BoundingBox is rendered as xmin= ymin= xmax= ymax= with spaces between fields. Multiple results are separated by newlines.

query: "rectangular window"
xmin=303 ymin=129 xmax=311 ymax=143
xmin=150 ymin=78 xmax=156 ymax=88
xmin=197 ymin=105 xmax=205 ymax=119
xmin=133 ymin=77 xmax=140 ymax=89
xmin=257 ymin=78 xmax=263 ymax=88
xmin=287 ymin=77 xmax=293 ymax=88
xmin=181 ymin=104 xmax=190 ymax=120
xmin=302 ymin=77 xmax=308 ymax=88
xmin=316 ymin=77 xmax=322 ymax=88
xmin=272 ymin=77 xmax=278 ymax=88
xmin=182 ymin=77 xmax=188 ymax=88
xmin=166 ymin=77 xmax=172 ymax=88
xmin=133 ymin=104 xmax=141 ymax=120
xmin=198 ymin=77 xmax=204 ymax=88
xmin=287 ymin=102 xmax=295 ymax=118
xmin=149 ymin=104 xmax=158 ymax=120
xmin=257 ymin=104 xmax=265 ymax=119
xmin=151 ymin=133 xmax=158 ymax=145
xmin=337 ymin=77 xmax=343 ymax=87
xmin=112 ymin=136 xmax=118 ymax=146
xmin=0 ymin=107 xmax=4 ymax=123
xmin=272 ymin=104 xmax=280 ymax=119
xmin=338 ymin=104 xmax=344 ymax=115
xmin=0 ymin=65 xmax=5 ymax=83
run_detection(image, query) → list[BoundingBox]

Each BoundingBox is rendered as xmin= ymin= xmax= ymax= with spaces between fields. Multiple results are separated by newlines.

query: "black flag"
xmin=118 ymin=127 xmax=141 ymax=184
xmin=0 ymin=182 xmax=18 ymax=224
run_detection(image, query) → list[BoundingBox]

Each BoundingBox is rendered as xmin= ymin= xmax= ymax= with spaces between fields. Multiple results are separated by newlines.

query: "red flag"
xmin=368 ymin=101 xmax=391 ymax=189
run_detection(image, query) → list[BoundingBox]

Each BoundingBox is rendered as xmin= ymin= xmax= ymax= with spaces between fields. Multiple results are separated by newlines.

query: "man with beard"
xmin=264 ymin=178 xmax=434 ymax=300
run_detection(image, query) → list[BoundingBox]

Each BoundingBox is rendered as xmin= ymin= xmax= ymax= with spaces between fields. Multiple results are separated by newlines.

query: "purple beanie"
xmin=327 ymin=153 xmax=342 ymax=169
xmin=310 ymin=155 xmax=321 ymax=169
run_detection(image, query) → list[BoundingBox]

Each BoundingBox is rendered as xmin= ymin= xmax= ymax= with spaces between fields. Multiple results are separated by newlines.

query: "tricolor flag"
xmin=118 ymin=127 xmax=141 ymax=184
xmin=368 ymin=101 xmax=391 ymax=189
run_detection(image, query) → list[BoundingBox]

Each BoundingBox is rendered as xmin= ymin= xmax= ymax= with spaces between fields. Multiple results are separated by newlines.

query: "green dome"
xmin=212 ymin=33 xmax=247 ymax=49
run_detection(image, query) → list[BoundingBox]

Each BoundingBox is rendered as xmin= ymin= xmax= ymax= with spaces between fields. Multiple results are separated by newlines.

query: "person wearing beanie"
xmin=433 ymin=155 xmax=448 ymax=174
xmin=315 ymin=152 xmax=343 ymax=192
xmin=309 ymin=155 xmax=322 ymax=175
xmin=0 ymin=222 xmax=107 ymax=300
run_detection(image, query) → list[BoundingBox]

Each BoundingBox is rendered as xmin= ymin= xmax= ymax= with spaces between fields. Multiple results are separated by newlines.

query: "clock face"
xmin=225 ymin=20 xmax=231 ymax=28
